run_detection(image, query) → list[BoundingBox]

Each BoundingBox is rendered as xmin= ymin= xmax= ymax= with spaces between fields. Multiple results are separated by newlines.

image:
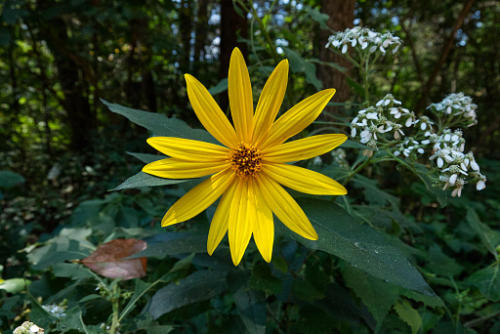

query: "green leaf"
xmin=425 ymin=245 xmax=463 ymax=277
xmin=208 ymin=78 xmax=228 ymax=95
xmin=393 ymin=300 xmax=422 ymax=334
xmin=302 ymin=5 xmax=329 ymax=29
xmin=295 ymin=198 xmax=433 ymax=295
xmin=0 ymin=170 xmax=25 ymax=189
xmin=0 ymin=278 xmax=30 ymax=293
xmin=466 ymin=263 xmax=500 ymax=301
xmin=133 ymin=232 xmax=209 ymax=258
xmin=352 ymin=174 xmax=399 ymax=207
xmin=127 ymin=152 xmax=166 ymax=163
xmin=401 ymin=290 xmax=444 ymax=308
xmin=342 ymin=265 xmax=399 ymax=330
xmin=55 ymin=307 xmax=88 ymax=333
xmin=466 ymin=208 xmax=500 ymax=259
xmin=283 ymin=48 xmax=322 ymax=89
xmin=234 ymin=289 xmax=266 ymax=334
xmin=112 ymin=171 xmax=189 ymax=191
xmin=101 ymin=99 xmax=215 ymax=142
xmin=147 ymin=270 xmax=227 ymax=319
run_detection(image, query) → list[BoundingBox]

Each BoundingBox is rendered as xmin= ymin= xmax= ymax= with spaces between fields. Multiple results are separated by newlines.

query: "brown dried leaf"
xmin=82 ymin=239 xmax=147 ymax=280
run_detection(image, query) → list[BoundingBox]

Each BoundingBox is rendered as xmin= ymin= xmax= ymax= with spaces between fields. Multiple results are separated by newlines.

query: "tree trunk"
xmin=194 ymin=0 xmax=209 ymax=67
xmin=41 ymin=17 xmax=95 ymax=153
xmin=179 ymin=0 xmax=194 ymax=73
xmin=219 ymin=0 xmax=248 ymax=111
xmin=316 ymin=0 xmax=355 ymax=109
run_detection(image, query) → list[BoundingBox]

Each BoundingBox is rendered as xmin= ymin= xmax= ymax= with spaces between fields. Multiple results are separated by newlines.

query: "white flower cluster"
xmin=42 ymin=304 xmax=66 ymax=318
xmin=393 ymin=137 xmax=430 ymax=158
xmin=13 ymin=322 xmax=44 ymax=334
xmin=351 ymin=94 xmax=416 ymax=148
xmin=429 ymin=129 xmax=486 ymax=196
xmin=326 ymin=26 xmax=402 ymax=55
xmin=428 ymin=93 xmax=478 ymax=127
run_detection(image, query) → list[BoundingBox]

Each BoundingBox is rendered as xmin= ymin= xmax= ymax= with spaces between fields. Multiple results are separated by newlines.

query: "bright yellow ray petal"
xmin=207 ymin=181 xmax=238 ymax=255
xmin=185 ymin=74 xmax=238 ymax=148
xmin=262 ymin=134 xmax=347 ymax=163
xmin=228 ymin=48 xmax=254 ymax=142
xmin=261 ymin=89 xmax=336 ymax=148
xmin=142 ymin=158 xmax=229 ymax=179
xmin=161 ymin=169 xmax=235 ymax=227
xmin=147 ymin=137 xmax=230 ymax=162
xmin=256 ymin=174 xmax=318 ymax=240
xmin=263 ymin=163 xmax=347 ymax=195
xmin=253 ymin=59 xmax=288 ymax=145
xmin=253 ymin=186 xmax=274 ymax=263
xmin=228 ymin=178 xmax=254 ymax=266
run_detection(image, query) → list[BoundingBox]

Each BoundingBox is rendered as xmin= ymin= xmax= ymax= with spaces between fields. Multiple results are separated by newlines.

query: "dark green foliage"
xmin=1 ymin=0 xmax=499 ymax=333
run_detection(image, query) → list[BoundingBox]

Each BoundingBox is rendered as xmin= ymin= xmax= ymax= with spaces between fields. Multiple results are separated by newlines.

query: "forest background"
xmin=1 ymin=0 xmax=499 ymax=333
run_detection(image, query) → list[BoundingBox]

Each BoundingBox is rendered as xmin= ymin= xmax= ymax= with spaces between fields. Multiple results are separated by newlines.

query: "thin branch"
xmin=415 ymin=0 xmax=475 ymax=111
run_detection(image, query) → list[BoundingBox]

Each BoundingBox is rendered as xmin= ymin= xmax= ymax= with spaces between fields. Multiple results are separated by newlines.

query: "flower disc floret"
xmin=232 ymin=144 xmax=262 ymax=176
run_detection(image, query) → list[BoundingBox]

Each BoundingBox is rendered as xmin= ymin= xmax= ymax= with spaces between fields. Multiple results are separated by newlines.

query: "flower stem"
xmin=109 ymin=283 xmax=120 ymax=334
xmin=342 ymin=156 xmax=373 ymax=185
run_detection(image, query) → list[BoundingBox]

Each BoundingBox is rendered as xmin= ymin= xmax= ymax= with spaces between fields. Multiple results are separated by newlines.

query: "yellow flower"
xmin=143 ymin=48 xmax=347 ymax=265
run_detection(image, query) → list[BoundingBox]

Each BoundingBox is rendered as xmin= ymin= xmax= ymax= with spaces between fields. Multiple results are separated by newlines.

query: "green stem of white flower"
xmin=109 ymin=282 xmax=120 ymax=334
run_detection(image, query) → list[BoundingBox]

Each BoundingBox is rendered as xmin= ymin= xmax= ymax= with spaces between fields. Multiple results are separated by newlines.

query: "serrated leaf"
xmin=101 ymin=99 xmax=215 ymax=142
xmin=295 ymin=198 xmax=433 ymax=295
xmin=147 ymin=270 xmax=227 ymax=319
xmin=401 ymin=289 xmax=444 ymax=308
xmin=352 ymin=174 xmax=399 ymax=207
xmin=283 ymin=48 xmax=322 ymax=89
xmin=393 ymin=300 xmax=422 ymax=334
xmin=466 ymin=208 xmax=500 ymax=259
xmin=112 ymin=171 xmax=189 ymax=191
xmin=466 ymin=263 xmax=500 ymax=301
xmin=342 ymin=265 xmax=399 ymax=330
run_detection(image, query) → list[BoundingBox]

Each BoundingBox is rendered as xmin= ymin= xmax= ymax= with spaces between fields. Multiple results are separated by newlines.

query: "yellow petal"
xmin=142 ymin=158 xmax=229 ymax=179
xmin=207 ymin=181 xmax=238 ymax=255
xmin=228 ymin=178 xmax=254 ymax=266
xmin=253 ymin=187 xmax=274 ymax=262
xmin=228 ymin=48 xmax=254 ymax=142
xmin=256 ymin=174 xmax=318 ymax=240
xmin=253 ymin=59 xmax=288 ymax=145
xmin=263 ymin=134 xmax=347 ymax=163
xmin=185 ymin=74 xmax=238 ymax=148
xmin=261 ymin=89 xmax=336 ymax=148
xmin=147 ymin=137 xmax=230 ymax=162
xmin=263 ymin=163 xmax=347 ymax=195
xmin=161 ymin=169 xmax=235 ymax=227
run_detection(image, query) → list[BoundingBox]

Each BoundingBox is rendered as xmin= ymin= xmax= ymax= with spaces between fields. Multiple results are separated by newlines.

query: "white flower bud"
xmin=470 ymin=160 xmax=479 ymax=171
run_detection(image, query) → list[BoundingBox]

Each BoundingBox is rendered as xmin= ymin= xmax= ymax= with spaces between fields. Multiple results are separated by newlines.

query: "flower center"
xmin=231 ymin=144 xmax=262 ymax=176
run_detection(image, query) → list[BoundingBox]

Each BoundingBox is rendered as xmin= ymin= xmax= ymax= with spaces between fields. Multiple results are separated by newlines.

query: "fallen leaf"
xmin=82 ymin=239 xmax=147 ymax=280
